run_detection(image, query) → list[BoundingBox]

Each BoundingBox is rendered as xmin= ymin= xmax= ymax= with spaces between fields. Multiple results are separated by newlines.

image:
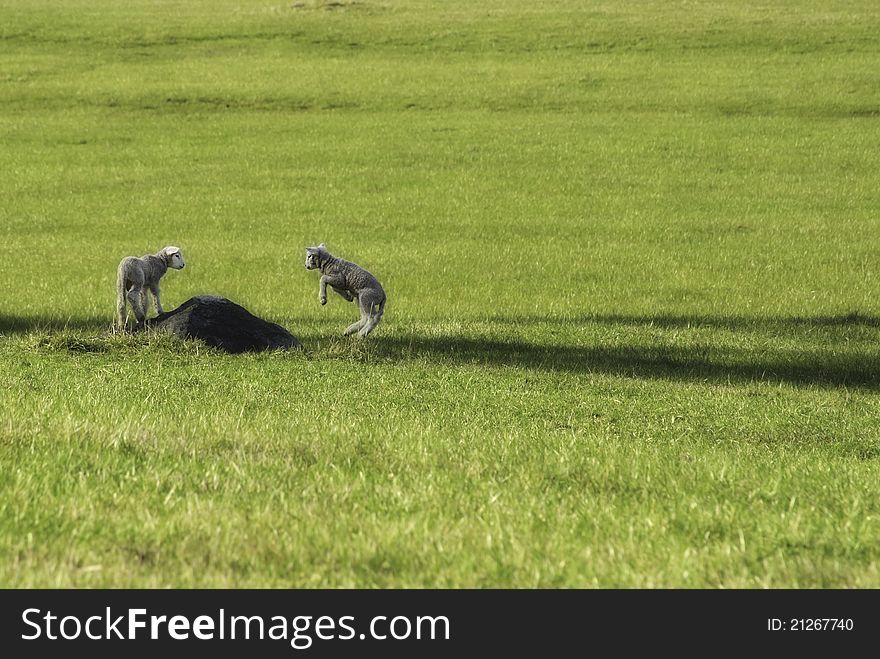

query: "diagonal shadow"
xmin=377 ymin=335 xmax=880 ymax=390
xmin=4 ymin=310 xmax=880 ymax=389
xmin=590 ymin=312 xmax=880 ymax=331
xmin=490 ymin=312 xmax=880 ymax=331
xmin=0 ymin=314 xmax=111 ymax=334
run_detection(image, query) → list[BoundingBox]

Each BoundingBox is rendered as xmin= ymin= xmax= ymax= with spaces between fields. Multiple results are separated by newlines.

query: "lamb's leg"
xmin=117 ymin=279 xmax=128 ymax=329
xmin=358 ymin=316 xmax=380 ymax=338
xmin=357 ymin=292 xmax=385 ymax=338
xmin=346 ymin=297 xmax=368 ymax=337
xmin=127 ymin=287 xmax=147 ymax=324
xmin=151 ymin=285 xmax=164 ymax=315
xmin=344 ymin=319 xmax=365 ymax=336
xmin=320 ymin=273 xmax=351 ymax=306
xmin=333 ymin=286 xmax=355 ymax=302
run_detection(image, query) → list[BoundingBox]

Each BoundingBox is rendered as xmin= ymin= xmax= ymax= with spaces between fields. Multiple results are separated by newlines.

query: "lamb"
xmin=116 ymin=246 xmax=185 ymax=329
xmin=305 ymin=243 xmax=386 ymax=338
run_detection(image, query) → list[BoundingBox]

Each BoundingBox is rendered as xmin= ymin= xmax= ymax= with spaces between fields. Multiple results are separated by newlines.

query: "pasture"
xmin=1 ymin=0 xmax=879 ymax=587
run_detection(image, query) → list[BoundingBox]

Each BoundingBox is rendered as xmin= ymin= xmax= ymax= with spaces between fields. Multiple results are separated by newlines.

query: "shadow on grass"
xmin=493 ymin=311 xmax=880 ymax=331
xmin=379 ymin=312 xmax=880 ymax=389
xmin=0 ymin=314 xmax=111 ymax=334
xmin=380 ymin=336 xmax=880 ymax=388
xmin=5 ymin=311 xmax=880 ymax=389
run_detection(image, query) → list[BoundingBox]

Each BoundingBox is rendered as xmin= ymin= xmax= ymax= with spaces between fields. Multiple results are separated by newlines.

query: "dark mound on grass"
xmin=147 ymin=296 xmax=301 ymax=353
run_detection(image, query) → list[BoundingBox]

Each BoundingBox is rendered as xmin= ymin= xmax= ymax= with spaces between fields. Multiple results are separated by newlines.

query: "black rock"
xmin=146 ymin=296 xmax=301 ymax=353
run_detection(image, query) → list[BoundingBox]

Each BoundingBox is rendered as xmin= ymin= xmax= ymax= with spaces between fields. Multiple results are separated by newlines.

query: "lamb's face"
xmin=305 ymin=250 xmax=319 ymax=270
xmin=166 ymin=247 xmax=185 ymax=270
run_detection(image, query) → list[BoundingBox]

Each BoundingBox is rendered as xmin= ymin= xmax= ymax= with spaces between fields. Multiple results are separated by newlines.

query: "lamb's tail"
xmin=116 ymin=265 xmax=127 ymax=329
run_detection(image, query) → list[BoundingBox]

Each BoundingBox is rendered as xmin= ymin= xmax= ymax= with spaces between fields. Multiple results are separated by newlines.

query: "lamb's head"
xmin=305 ymin=243 xmax=327 ymax=270
xmin=162 ymin=246 xmax=185 ymax=270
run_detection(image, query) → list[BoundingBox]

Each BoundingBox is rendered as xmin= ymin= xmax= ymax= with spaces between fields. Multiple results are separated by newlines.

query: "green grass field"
xmin=1 ymin=0 xmax=879 ymax=587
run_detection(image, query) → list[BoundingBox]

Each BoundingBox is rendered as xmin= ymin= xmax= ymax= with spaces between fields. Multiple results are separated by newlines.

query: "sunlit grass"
xmin=1 ymin=0 xmax=879 ymax=587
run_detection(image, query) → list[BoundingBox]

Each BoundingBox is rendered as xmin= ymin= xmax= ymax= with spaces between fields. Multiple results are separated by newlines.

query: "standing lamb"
xmin=305 ymin=243 xmax=386 ymax=338
xmin=116 ymin=246 xmax=185 ymax=328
